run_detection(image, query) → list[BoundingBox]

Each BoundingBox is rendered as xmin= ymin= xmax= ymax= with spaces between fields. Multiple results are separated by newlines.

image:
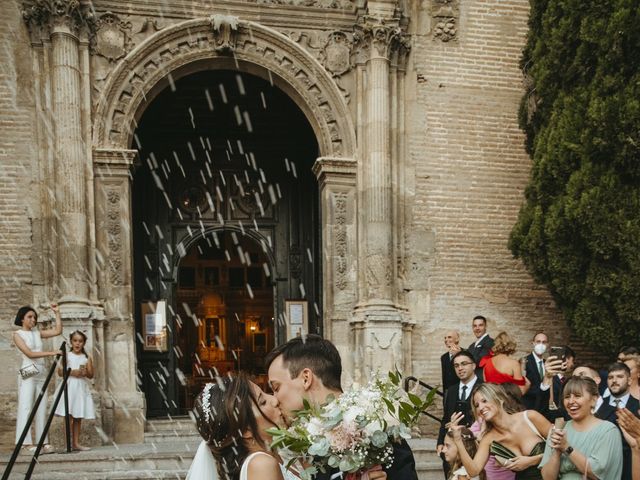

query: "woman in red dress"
xmin=480 ymin=332 xmax=530 ymax=394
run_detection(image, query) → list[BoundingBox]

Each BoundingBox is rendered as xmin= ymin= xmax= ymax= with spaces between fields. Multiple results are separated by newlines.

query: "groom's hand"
xmin=367 ymin=465 xmax=386 ymax=480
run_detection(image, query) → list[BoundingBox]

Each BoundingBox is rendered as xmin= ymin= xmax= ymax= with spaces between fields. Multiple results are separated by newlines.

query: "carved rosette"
xmin=209 ymin=14 xmax=239 ymax=53
xmin=333 ymin=193 xmax=348 ymax=290
xmin=92 ymin=12 xmax=132 ymax=62
xmin=432 ymin=0 xmax=459 ymax=42
xmin=22 ymin=0 xmax=95 ymax=40
xmin=106 ymin=189 xmax=123 ymax=285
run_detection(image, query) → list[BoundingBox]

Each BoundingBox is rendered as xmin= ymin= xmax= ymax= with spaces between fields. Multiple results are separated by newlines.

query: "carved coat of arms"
xmin=322 ymin=32 xmax=351 ymax=76
xmin=94 ymin=12 xmax=131 ymax=62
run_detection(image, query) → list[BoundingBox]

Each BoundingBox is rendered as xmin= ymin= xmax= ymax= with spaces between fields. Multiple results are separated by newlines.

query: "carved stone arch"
xmin=171 ymin=225 xmax=278 ymax=284
xmin=93 ymin=17 xmax=356 ymax=158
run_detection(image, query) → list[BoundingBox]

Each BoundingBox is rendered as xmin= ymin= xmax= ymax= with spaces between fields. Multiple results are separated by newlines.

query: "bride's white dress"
xmin=240 ymin=451 xmax=300 ymax=480
xmin=186 ymin=441 xmax=301 ymax=480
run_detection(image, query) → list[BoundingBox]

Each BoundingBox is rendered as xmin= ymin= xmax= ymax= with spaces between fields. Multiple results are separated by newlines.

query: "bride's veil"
xmin=186 ymin=440 xmax=219 ymax=480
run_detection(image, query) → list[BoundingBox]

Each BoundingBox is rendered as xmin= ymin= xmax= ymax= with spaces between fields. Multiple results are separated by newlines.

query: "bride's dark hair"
xmin=193 ymin=373 xmax=277 ymax=480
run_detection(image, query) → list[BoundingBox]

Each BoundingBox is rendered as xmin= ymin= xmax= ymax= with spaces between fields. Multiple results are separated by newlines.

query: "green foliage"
xmin=512 ymin=0 xmax=640 ymax=355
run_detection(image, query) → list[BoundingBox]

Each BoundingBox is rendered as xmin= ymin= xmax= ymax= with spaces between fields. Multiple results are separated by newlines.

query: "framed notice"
xmin=142 ymin=300 xmax=168 ymax=352
xmin=285 ymin=300 xmax=308 ymax=340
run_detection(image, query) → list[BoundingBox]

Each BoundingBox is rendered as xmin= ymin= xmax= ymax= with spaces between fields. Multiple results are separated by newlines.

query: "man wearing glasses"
xmin=436 ymin=350 xmax=481 ymax=478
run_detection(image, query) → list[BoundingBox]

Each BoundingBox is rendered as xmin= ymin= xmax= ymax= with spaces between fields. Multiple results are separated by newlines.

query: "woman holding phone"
xmin=540 ymin=376 xmax=622 ymax=480
xmin=450 ymin=383 xmax=552 ymax=479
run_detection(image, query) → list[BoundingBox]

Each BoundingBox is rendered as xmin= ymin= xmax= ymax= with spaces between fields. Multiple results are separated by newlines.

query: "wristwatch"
xmin=564 ymin=446 xmax=574 ymax=455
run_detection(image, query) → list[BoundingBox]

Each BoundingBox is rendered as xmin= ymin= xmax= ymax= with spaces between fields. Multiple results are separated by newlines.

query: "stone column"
xmin=94 ymin=148 xmax=145 ymax=443
xmin=351 ymin=13 xmax=413 ymax=381
xmin=313 ymin=158 xmax=357 ymax=382
xmin=23 ymin=1 xmax=95 ymax=306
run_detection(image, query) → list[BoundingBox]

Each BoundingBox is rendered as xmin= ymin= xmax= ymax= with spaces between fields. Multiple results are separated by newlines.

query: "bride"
xmin=186 ymin=373 xmax=300 ymax=480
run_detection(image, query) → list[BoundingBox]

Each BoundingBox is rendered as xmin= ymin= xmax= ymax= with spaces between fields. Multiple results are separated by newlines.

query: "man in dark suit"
xmin=538 ymin=346 xmax=576 ymax=422
xmin=441 ymin=330 xmax=461 ymax=393
xmin=437 ymin=350 xmax=481 ymax=478
xmin=595 ymin=362 xmax=640 ymax=480
xmin=522 ymin=331 xmax=549 ymax=410
xmin=467 ymin=315 xmax=494 ymax=379
xmin=266 ymin=334 xmax=418 ymax=480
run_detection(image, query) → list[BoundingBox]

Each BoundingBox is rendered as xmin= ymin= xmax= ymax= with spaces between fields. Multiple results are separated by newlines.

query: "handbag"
xmin=19 ymin=363 xmax=40 ymax=380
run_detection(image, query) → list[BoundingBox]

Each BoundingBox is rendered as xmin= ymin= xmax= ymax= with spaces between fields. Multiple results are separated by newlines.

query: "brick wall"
xmin=0 ymin=0 xmax=37 ymax=450
xmin=404 ymin=0 xmax=599 ymax=387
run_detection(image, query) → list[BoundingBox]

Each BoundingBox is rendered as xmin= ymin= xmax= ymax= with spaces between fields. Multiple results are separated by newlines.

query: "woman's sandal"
xmin=41 ymin=444 xmax=55 ymax=454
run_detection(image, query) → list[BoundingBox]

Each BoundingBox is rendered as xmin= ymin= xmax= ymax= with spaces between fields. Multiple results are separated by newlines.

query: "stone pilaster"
xmin=350 ymin=10 xmax=413 ymax=381
xmin=94 ymin=148 xmax=144 ymax=443
xmin=313 ymin=158 xmax=357 ymax=379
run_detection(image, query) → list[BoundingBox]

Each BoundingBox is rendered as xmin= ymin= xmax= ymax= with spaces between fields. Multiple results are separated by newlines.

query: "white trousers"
xmin=15 ymin=374 xmax=49 ymax=445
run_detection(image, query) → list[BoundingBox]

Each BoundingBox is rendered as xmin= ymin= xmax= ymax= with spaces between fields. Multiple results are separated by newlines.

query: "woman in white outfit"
xmin=187 ymin=373 xmax=300 ymax=480
xmin=13 ymin=304 xmax=63 ymax=453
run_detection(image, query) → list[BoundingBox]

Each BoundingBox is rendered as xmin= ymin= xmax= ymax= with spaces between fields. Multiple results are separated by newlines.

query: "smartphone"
xmin=549 ymin=346 xmax=566 ymax=361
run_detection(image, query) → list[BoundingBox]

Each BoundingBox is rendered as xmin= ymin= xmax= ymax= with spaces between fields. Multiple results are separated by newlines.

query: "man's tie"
xmin=613 ymin=398 xmax=622 ymax=409
xmin=460 ymin=385 xmax=468 ymax=401
xmin=538 ymin=360 xmax=544 ymax=379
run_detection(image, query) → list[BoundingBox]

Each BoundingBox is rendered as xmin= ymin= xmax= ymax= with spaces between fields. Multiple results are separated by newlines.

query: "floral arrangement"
xmin=268 ymin=371 xmax=437 ymax=480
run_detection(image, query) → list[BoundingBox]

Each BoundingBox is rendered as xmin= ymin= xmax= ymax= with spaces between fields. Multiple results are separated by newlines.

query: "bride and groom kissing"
xmin=186 ymin=334 xmax=419 ymax=480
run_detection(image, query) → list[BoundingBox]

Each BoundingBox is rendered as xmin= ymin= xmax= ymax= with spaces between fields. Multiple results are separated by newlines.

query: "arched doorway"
xmin=132 ymin=69 xmax=320 ymax=416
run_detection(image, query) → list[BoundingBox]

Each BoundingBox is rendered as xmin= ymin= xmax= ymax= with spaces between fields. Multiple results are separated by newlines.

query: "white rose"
xmin=307 ymin=417 xmax=325 ymax=436
xmin=364 ymin=420 xmax=383 ymax=437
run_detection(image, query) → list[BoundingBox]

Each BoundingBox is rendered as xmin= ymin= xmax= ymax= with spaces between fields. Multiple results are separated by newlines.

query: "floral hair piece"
xmin=202 ymin=383 xmax=214 ymax=424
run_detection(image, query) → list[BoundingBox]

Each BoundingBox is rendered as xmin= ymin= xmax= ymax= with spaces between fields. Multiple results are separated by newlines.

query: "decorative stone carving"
xmin=106 ymin=189 xmax=123 ymax=285
xmin=432 ymin=0 xmax=459 ymax=42
xmin=365 ymin=254 xmax=392 ymax=292
xmin=321 ymin=32 xmax=352 ymax=76
xmin=333 ymin=193 xmax=348 ymax=290
xmin=243 ymin=0 xmax=355 ymax=8
xmin=353 ymin=16 xmax=410 ymax=62
xmin=210 ymin=15 xmax=239 ymax=53
xmin=94 ymin=19 xmax=356 ymax=158
xmin=289 ymin=245 xmax=302 ymax=280
xmin=22 ymin=0 xmax=95 ymax=39
xmin=93 ymin=12 xmax=132 ymax=62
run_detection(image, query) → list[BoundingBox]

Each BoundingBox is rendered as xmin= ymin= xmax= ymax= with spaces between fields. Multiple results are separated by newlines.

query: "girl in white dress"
xmin=13 ymin=304 xmax=63 ymax=453
xmin=186 ymin=373 xmax=300 ymax=480
xmin=54 ymin=330 xmax=95 ymax=451
xmin=443 ymin=427 xmax=485 ymax=480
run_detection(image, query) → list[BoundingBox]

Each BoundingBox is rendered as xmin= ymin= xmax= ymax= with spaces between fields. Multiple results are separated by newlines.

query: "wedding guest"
xmin=442 ymin=427 xmax=485 ymax=480
xmin=523 ymin=332 xmax=549 ymax=410
xmin=479 ymin=332 xmax=530 ymax=394
xmin=467 ymin=316 xmax=494 ymax=365
xmin=451 ymin=383 xmax=551 ymax=479
xmin=442 ymin=330 xmax=462 ymax=392
xmin=540 ymin=376 xmax=622 ymax=480
xmin=13 ymin=304 xmax=62 ymax=454
xmin=622 ymin=355 xmax=640 ymax=400
xmin=538 ymin=346 xmax=575 ymax=422
xmin=618 ymin=408 xmax=640 ymax=480
xmin=595 ymin=362 xmax=640 ymax=480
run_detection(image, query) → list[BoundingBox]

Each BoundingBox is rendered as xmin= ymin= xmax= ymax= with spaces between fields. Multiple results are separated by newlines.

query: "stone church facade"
xmin=0 ymin=0 xmax=576 ymax=448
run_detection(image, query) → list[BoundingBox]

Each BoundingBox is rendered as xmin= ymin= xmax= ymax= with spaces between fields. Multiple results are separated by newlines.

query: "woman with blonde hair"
xmin=480 ymin=332 xmax=530 ymax=394
xmin=450 ymin=383 xmax=551 ymax=480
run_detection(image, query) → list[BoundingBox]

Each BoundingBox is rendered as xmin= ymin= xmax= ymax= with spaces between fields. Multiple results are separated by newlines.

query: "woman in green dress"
xmin=451 ymin=383 xmax=552 ymax=479
xmin=540 ymin=376 xmax=622 ymax=480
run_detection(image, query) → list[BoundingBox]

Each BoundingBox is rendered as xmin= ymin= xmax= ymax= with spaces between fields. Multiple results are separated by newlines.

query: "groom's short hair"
xmin=265 ymin=334 xmax=342 ymax=391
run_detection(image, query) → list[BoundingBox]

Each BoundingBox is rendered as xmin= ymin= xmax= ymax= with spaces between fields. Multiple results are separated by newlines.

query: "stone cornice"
xmin=92 ymin=0 xmax=357 ymax=30
xmin=312 ymin=157 xmax=357 ymax=188
xmin=22 ymin=0 xmax=96 ymax=41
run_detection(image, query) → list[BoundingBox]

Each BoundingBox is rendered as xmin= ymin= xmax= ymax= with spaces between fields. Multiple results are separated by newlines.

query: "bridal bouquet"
xmin=268 ymin=371 xmax=437 ymax=480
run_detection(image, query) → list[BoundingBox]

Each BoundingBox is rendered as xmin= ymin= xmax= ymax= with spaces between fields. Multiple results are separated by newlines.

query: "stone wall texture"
xmin=0 ymin=0 xmax=38 ymax=449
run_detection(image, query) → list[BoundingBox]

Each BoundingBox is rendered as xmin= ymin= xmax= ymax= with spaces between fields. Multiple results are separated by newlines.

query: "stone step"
xmin=144 ymin=417 xmax=197 ymax=432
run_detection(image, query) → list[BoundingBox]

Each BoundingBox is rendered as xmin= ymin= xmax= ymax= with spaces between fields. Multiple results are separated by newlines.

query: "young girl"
xmin=443 ymin=427 xmax=485 ymax=480
xmin=54 ymin=330 xmax=95 ymax=451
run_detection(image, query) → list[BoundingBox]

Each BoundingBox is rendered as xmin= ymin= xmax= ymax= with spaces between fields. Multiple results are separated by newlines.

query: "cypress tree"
xmin=511 ymin=0 xmax=640 ymax=354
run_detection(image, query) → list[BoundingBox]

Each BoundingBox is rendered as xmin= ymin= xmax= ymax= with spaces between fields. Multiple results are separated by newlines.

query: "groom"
xmin=266 ymin=334 xmax=418 ymax=480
